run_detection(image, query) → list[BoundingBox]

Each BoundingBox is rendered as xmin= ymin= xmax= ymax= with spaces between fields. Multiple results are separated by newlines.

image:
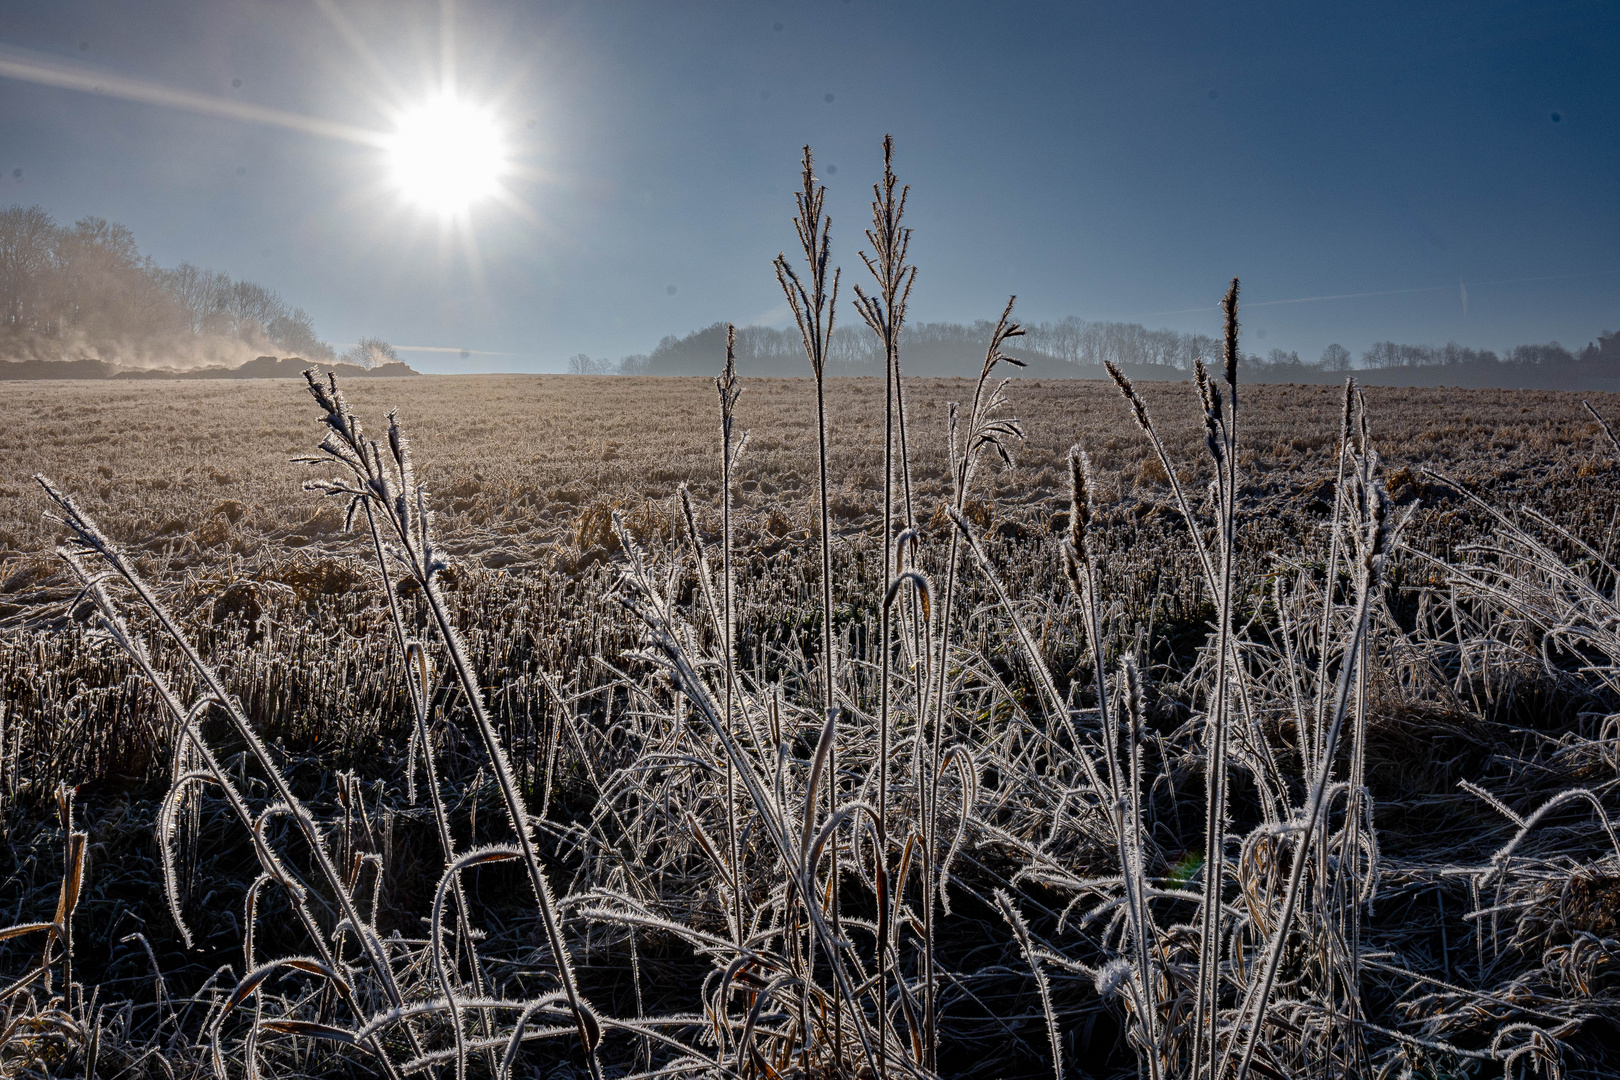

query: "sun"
xmin=387 ymin=96 xmax=506 ymax=215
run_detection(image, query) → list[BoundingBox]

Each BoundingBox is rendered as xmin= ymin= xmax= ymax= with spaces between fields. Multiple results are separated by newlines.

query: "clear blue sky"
xmin=1 ymin=1 xmax=1615 ymax=372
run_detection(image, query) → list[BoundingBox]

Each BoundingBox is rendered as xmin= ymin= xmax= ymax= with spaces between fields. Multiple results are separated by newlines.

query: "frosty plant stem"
xmin=773 ymin=142 xmax=844 ymax=1060
xmin=1228 ymin=392 xmax=1396 ymax=1080
xmin=852 ymin=133 xmax=918 ymax=1069
xmin=1062 ymin=447 xmax=1161 ymax=1080
xmin=34 ymin=478 xmax=414 ymax=1075
xmin=298 ymin=373 xmax=602 ymax=1080
xmin=1195 ymin=278 xmax=1242 ymax=1080
xmin=924 ymin=296 xmax=1025 ymax=1063
xmin=360 ymin=503 xmax=495 ymax=1062
xmin=716 ymin=324 xmax=745 ymax=950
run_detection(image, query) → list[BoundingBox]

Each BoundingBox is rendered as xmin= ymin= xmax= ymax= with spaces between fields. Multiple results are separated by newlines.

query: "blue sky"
xmin=0 ymin=0 xmax=1615 ymax=372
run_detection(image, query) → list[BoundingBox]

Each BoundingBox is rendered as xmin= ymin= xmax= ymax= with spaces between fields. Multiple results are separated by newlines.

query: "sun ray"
xmin=452 ymin=209 xmax=488 ymax=296
xmin=310 ymin=0 xmax=411 ymax=104
xmin=439 ymin=0 xmax=458 ymax=98
xmin=489 ymin=186 xmax=545 ymax=229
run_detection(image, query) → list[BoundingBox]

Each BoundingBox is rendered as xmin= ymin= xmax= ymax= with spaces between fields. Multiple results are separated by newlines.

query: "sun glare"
xmin=387 ymin=96 xmax=505 ymax=214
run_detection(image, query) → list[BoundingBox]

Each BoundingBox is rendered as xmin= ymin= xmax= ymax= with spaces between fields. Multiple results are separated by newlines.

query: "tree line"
xmin=582 ymin=318 xmax=1218 ymax=377
xmin=0 ymin=204 xmax=371 ymax=367
xmin=571 ymin=314 xmax=1617 ymax=381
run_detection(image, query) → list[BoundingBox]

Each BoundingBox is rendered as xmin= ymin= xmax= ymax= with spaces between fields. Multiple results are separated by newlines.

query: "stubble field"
xmin=4 ymin=371 xmax=1620 ymax=1079
xmin=3 ymin=374 xmax=1609 ymax=595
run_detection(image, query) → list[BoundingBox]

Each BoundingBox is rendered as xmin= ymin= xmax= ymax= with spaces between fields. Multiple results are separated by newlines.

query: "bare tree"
xmin=162 ymin=263 xmax=231 ymax=335
xmin=0 ymin=205 xmax=55 ymax=334
xmin=1320 ymin=343 xmax=1352 ymax=370
xmin=266 ymin=308 xmax=333 ymax=360
xmin=344 ymin=337 xmax=398 ymax=369
xmin=566 ymin=352 xmax=618 ymax=374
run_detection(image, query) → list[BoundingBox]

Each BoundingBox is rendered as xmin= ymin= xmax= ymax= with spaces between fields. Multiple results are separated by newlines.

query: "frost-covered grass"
xmin=5 ymin=143 xmax=1620 ymax=1080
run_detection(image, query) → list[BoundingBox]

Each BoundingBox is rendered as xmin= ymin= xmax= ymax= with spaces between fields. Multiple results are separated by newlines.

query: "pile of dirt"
xmin=0 ymin=355 xmax=416 ymax=380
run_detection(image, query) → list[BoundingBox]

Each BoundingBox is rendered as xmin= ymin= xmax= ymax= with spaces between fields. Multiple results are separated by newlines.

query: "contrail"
xmin=0 ymin=43 xmax=386 ymax=147
xmin=1248 ymin=285 xmax=1447 ymax=310
xmin=344 ymin=344 xmax=517 ymax=357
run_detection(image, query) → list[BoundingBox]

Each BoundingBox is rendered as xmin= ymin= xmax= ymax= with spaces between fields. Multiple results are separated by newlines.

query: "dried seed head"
xmin=1221 ymin=276 xmax=1241 ymax=388
xmin=1194 ymin=360 xmax=1223 ymax=423
xmin=1061 ymin=540 xmax=1094 ymax=606
xmin=1106 ymin=361 xmax=1152 ymax=435
xmin=678 ymin=484 xmax=700 ymax=537
xmin=1121 ymin=654 xmax=1145 ymax=742
xmin=1332 ymin=378 xmax=1357 ymax=473
xmin=1194 ymin=360 xmax=1224 ymax=463
xmin=716 ymin=323 xmax=740 ymax=409
xmin=1362 ymin=472 xmax=1390 ymax=572
xmin=1067 ymin=446 xmax=1095 ymax=556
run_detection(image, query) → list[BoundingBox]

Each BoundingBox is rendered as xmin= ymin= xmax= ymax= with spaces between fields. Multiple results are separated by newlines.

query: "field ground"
xmin=3 ymin=374 xmax=1613 ymax=587
xmin=4 ymin=373 xmax=1620 ymax=1078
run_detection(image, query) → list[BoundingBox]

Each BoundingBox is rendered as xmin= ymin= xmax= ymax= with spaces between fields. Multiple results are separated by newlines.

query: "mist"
xmin=0 ymin=203 xmax=335 ymax=371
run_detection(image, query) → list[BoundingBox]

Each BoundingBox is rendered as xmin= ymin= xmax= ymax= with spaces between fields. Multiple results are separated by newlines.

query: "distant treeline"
xmin=0 ymin=204 xmax=338 ymax=368
xmin=591 ymin=318 xmax=1213 ymax=378
xmin=571 ymin=317 xmax=1620 ymax=389
xmin=1236 ymin=333 xmax=1620 ymax=388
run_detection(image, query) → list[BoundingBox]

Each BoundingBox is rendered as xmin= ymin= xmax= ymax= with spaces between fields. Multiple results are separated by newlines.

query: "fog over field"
xmin=2 ymin=3 xmax=1619 ymax=1079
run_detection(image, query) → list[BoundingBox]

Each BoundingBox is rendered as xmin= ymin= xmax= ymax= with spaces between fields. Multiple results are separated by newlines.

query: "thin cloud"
xmin=337 ymin=344 xmax=517 ymax=356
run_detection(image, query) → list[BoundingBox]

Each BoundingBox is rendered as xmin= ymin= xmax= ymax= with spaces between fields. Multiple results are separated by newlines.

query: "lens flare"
xmin=387 ymin=96 xmax=504 ymax=214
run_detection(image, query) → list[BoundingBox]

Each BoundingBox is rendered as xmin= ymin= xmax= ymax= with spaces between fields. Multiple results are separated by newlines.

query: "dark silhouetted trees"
xmin=1581 ymin=330 xmax=1620 ymax=366
xmin=629 ymin=316 xmax=1228 ymax=376
xmin=623 ymin=315 xmax=1620 ymax=389
xmin=1362 ymin=341 xmax=1502 ymax=368
xmin=1320 ymin=343 xmax=1352 ymax=370
xmin=1505 ymin=342 xmax=1575 ymax=366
